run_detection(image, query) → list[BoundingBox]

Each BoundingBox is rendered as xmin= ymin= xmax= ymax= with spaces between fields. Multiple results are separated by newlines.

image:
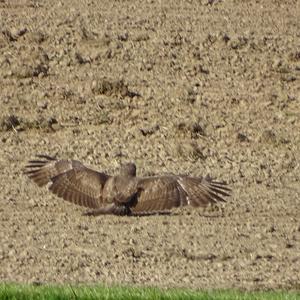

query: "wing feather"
xmin=132 ymin=176 xmax=184 ymax=213
xmin=177 ymin=176 xmax=230 ymax=206
xmin=24 ymin=154 xmax=110 ymax=209
xmin=132 ymin=174 xmax=230 ymax=213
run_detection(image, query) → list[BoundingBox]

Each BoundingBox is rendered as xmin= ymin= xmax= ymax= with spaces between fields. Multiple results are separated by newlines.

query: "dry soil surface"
xmin=0 ymin=0 xmax=300 ymax=291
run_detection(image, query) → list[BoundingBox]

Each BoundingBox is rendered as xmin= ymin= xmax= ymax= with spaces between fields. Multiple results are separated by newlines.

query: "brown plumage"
xmin=24 ymin=154 xmax=231 ymax=216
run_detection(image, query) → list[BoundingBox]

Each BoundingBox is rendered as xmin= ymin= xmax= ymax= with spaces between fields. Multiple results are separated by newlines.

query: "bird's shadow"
xmin=113 ymin=211 xmax=223 ymax=218
xmin=82 ymin=206 xmax=226 ymax=218
xmin=130 ymin=211 xmax=173 ymax=217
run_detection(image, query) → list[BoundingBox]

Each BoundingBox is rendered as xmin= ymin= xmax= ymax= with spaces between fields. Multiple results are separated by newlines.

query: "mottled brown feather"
xmin=103 ymin=175 xmax=139 ymax=205
xmin=131 ymin=176 xmax=185 ymax=213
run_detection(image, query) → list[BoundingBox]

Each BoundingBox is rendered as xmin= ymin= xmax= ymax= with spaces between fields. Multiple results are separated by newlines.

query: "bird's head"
xmin=120 ymin=162 xmax=137 ymax=177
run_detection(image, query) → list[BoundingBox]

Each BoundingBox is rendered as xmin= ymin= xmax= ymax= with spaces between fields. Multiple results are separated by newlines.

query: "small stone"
xmin=237 ymin=133 xmax=249 ymax=142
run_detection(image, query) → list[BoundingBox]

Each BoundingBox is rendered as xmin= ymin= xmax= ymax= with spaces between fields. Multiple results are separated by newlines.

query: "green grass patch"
xmin=0 ymin=284 xmax=299 ymax=300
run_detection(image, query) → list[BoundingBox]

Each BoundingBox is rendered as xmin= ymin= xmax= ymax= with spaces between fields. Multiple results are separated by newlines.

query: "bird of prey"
xmin=24 ymin=154 xmax=231 ymax=216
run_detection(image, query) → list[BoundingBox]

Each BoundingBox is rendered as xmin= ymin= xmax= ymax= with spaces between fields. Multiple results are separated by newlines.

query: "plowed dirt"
xmin=0 ymin=0 xmax=299 ymax=291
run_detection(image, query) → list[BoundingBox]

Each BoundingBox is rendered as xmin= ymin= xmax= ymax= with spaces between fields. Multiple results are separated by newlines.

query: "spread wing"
xmin=24 ymin=154 xmax=110 ymax=208
xmin=132 ymin=175 xmax=230 ymax=213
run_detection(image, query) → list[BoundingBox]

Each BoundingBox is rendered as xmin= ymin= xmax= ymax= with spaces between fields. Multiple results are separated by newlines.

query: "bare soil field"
xmin=0 ymin=0 xmax=300 ymax=291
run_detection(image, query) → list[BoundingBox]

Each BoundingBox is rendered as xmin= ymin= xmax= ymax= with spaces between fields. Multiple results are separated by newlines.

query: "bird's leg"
xmin=83 ymin=203 xmax=131 ymax=216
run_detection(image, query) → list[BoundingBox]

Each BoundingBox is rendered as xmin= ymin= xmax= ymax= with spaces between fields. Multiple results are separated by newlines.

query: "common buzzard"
xmin=25 ymin=155 xmax=230 ymax=216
